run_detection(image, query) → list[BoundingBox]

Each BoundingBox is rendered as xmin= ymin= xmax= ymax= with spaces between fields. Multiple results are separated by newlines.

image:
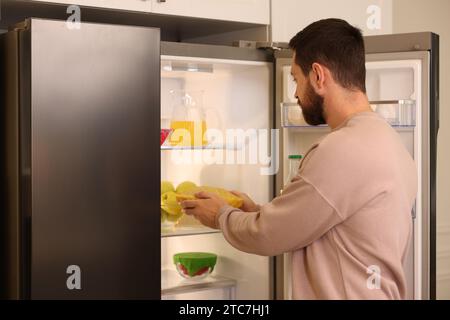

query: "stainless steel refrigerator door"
xmin=23 ymin=19 xmax=160 ymax=299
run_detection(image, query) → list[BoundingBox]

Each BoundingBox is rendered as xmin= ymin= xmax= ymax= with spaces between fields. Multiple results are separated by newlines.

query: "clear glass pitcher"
xmin=168 ymin=90 xmax=221 ymax=147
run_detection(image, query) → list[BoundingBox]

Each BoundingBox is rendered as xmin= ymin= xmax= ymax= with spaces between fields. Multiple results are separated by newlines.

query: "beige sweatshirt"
xmin=216 ymin=111 xmax=417 ymax=300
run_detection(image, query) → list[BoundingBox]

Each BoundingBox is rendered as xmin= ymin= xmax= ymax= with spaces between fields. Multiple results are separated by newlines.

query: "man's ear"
xmin=309 ymin=63 xmax=327 ymax=95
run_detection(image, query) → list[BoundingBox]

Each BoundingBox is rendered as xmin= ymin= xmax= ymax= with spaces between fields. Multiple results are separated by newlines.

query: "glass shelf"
xmin=283 ymin=125 xmax=330 ymax=132
xmin=281 ymin=102 xmax=307 ymax=127
xmin=370 ymin=99 xmax=416 ymax=127
xmin=161 ymin=224 xmax=220 ymax=238
xmin=161 ymin=269 xmax=236 ymax=297
xmin=284 ymin=125 xmax=414 ymax=134
xmin=161 ymin=143 xmax=242 ymax=151
xmin=281 ymin=100 xmax=416 ymax=129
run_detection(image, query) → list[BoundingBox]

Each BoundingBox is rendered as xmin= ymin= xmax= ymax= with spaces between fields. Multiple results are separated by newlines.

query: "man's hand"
xmin=180 ymin=191 xmax=228 ymax=229
xmin=230 ymin=190 xmax=260 ymax=212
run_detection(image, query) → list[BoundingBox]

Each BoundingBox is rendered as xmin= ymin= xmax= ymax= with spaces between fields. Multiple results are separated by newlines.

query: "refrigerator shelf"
xmin=161 ymin=143 xmax=243 ymax=151
xmin=161 ymin=225 xmax=220 ymax=238
xmin=284 ymin=124 xmax=414 ymax=133
xmin=161 ymin=269 xmax=236 ymax=298
xmin=370 ymin=99 xmax=416 ymax=127
xmin=281 ymin=100 xmax=416 ymax=129
xmin=369 ymin=99 xmax=415 ymax=105
xmin=283 ymin=125 xmax=331 ymax=132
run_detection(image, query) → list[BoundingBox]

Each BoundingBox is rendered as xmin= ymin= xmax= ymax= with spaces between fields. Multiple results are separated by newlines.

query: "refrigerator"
xmin=160 ymin=33 xmax=438 ymax=300
xmin=1 ymin=18 xmax=438 ymax=300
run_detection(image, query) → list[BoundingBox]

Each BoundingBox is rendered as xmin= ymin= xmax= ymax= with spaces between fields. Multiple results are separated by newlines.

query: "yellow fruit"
xmin=176 ymin=181 xmax=197 ymax=194
xmin=166 ymin=210 xmax=183 ymax=222
xmin=202 ymin=186 xmax=244 ymax=208
xmin=161 ymin=191 xmax=183 ymax=216
xmin=175 ymin=194 xmax=196 ymax=202
xmin=161 ymin=209 xmax=168 ymax=222
xmin=161 ymin=181 xmax=175 ymax=195
xmin=179 ymin=186 xmax=243 ymax=208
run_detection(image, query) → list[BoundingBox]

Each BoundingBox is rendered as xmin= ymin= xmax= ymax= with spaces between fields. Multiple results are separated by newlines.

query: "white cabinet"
xmin=29 ymin=0 xmax=269 ymax=24
xmin=271 ymin=0 xmax=393 ymax=42
xmin=151 ymin=0 xmax=270 ymax=24
xmin=29 ymin=0 xmax=152 ymax=12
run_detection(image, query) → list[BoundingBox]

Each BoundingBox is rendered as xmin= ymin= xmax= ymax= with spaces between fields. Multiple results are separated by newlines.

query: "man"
xmin=180 ymin=19 xmax=417 ymax=300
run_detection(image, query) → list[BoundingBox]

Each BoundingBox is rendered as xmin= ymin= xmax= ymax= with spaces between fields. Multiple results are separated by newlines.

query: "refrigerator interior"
xmin=280 ymin=58 xmax=422 ymax=299
xmin=160 ymin=56 xmax=273 ymax=299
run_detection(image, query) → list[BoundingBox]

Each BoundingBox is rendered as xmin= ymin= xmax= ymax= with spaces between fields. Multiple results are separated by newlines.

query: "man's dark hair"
xmin=289 ymin=18 xmax=366 ymax=93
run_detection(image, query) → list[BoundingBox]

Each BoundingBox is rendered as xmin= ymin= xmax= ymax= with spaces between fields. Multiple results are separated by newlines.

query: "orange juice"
xmin=169 ymin=121 xmax=208 ymax=147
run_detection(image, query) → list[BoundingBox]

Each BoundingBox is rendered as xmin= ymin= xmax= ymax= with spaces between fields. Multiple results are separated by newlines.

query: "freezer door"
xmin=22 ymin=19 xmax=160 ymax=299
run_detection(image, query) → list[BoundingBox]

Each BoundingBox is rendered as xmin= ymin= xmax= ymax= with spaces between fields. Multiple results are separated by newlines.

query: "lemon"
xmin=161 ymin=191 xmax=183 ymax=216
xmin=176 ymin=181 xmax=197 ymax=194
xmin=161 ymin=181 xmax=175 ymax=195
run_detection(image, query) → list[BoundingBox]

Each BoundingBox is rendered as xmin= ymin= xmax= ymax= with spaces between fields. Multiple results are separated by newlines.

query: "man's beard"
xmin=298 ymin=81 xmax=326 ymax=126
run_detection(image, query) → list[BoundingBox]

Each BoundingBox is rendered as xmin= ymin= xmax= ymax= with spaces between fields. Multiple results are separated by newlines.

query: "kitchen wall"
xmin=271 ymin=0 xmax=393 ymax=42
xmin=392 ymin=0 xmax=450 ymax=300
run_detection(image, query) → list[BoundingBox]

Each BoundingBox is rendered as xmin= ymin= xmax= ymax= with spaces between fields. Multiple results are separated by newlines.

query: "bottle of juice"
xmin=169 ymin=120 xmax=207 ymax=147
xmin=168 ymin=90 xmax=208 ymax=147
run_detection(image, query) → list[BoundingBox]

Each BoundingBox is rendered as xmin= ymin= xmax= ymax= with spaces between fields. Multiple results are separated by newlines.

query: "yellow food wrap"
xmin=176 ymin=186 xmax=243 ymax=209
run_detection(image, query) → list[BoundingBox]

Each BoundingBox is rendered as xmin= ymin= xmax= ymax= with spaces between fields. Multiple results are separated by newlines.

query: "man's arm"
xmin=217 ymin=175 xmax=343 ymax=256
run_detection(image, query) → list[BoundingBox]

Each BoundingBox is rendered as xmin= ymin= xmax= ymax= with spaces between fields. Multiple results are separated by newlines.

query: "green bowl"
xmin=173 ymin=252 xmax=217 ymax=279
